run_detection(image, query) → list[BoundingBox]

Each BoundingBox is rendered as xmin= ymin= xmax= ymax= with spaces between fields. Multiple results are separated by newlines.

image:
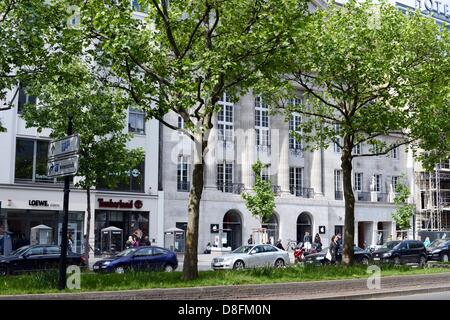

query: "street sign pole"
xmin=58 ymin=116 xmax=73 ymax=291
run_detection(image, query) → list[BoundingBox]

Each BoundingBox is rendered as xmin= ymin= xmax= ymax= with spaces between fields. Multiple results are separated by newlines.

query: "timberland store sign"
xmin=97 ymin=198 xmax=143 ymax=210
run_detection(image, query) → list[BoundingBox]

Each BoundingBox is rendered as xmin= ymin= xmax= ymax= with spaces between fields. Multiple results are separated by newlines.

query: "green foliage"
xmin=241 ymin=160 xmax=276 ymax=223
xmin=392 ymin=180 xmax=415 ymax=230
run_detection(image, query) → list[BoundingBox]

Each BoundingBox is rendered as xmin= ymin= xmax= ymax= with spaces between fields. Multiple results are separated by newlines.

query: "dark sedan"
xmin=0 ymin=244 xmax=86 ymax=276
xmin=426 ymin=239 xmax=450 ymax=262
xmin=372 ymin=240 xmax=427 ymax=266
xmin=305 ymin=246 xmax=371 ymax=265
xmin=93 ymin=246 xmax=178 ymax=273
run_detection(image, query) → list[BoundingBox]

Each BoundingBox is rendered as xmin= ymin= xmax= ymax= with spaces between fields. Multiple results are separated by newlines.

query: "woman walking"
xmin=326 ymin=235 xmax=337 ymax=264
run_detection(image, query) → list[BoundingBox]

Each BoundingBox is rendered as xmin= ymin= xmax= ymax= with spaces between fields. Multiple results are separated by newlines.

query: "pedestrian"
xmin=275 ymin=239 xmax=285 ymax=250
xmin=204 ymin=242 xmax=212 ymax=254
xmin=132 ymin=235 xmax=140 ymax=248
xmin=67 ymin=233 xmax=73 ymax=252
xmin=247 ymin=234 xmax=253 ymax=245
xmin=313 ymin=233 xmax=322 ymax=252
xmin=327 ymin=235 xmax=338 ymax=264
xmin=142 ymin=236 xmax=151 ymax=246
xmin=335 ymin=233 xmax=342 ymax=263
xmin=126 ymin=236 xmax=134 ymax=248
xmin=424 ymin=237 xmax=431 ymax=248
xmin=303 ymin=232 xmax=312 ymax=252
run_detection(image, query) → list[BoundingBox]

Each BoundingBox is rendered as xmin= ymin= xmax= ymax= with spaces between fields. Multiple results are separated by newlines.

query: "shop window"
xmin=17 ymin=83 xmax=37 ymax=114
xmin=128 ymin=108 xmax=145 ymax=134
xmin=97 ymin=161 xmax=145 ymax=193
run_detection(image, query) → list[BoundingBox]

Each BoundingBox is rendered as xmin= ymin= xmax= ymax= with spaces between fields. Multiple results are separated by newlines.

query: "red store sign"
xmin=97 ymin=198 xmax=143 ymax=210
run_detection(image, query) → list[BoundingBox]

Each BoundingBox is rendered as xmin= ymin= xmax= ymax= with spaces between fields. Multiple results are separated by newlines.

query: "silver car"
xmin=211 ymin=244 xmax=290 ymax=270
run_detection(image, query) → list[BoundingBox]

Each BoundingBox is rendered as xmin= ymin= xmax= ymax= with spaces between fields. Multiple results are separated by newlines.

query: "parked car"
xmin=93 ymin=246 xmax=178 ymax=273
xmin=304 ymin=246 xmax=371 ymax=265
xmin=211 ymin=244 xmax=290 ymax=270
xmin=372 ymin=240 xmax=427 ymax=266
xmin=426 ymin=239 xmax=450 ymax=262
xmin=0 ymin=244 xmax=86 ymax=276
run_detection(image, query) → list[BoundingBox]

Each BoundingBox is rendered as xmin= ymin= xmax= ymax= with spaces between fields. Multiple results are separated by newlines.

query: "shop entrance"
xmin=223 ymin=210 xmax=242 ymax=250
xmin=296 ymin=212 xmax=312 ymax=244
xmin=262 ymin=213 xmax=279 ymax=245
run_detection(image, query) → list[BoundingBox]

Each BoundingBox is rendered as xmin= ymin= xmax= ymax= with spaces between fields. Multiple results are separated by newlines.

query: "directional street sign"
xmin=47 ymin=155 xmax=80 ymax=177
xmin=48 ymin=134 xmax=80 ymax=160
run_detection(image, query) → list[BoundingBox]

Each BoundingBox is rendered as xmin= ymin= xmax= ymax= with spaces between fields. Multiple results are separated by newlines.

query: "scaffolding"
xmin=416 ymin=159 xmax=450 ymax=232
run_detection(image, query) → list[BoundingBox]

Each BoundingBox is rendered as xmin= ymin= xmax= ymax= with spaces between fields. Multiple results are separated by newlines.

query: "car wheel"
xmin=114 ymin=266 xmax=125 ymax=274
xmin=393 ymin=256 xmax=401 ymax=266
xmin=233 ymin=260 xmax=245 ymax=270
xmin=0 ymin=265 xmax=9 ymax=276
xmin=419 ymin=256 xmax=427 ymax=268
xmin=275 ymin=259 xmax=285 ymax=268
xmin=361 ymin=257 xmax=369 ymax=265
xmin=164 ymin=264 xmax=174 ymax=272
xmin=441 ymin=253 xmax=449 ymax=263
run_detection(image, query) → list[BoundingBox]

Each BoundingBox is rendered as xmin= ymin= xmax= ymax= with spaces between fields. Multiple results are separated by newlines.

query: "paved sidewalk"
xmin=1 ymin=271 xmax=449 ymax=300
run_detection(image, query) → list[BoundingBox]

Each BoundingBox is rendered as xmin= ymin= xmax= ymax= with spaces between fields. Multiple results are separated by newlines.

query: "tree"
xmin=279 ymin=0 xmax=449 ymax=265
xmin=21 ymin=58 xmax=144 ymax=268
xmin=392 ymin=179 xmax=415 ymax=231
xmin=242 ymin=160 xmax=276 ymax=225
xmin=71 ymin=0 xmax=308 ymax=280
xmin=0 ymin=0 xmax=67 ymax=131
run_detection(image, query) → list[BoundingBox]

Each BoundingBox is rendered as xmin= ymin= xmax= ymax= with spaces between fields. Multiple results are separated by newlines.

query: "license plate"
xmin=93 ymin=265 xmax=100 ymax=269
xmin=373 ymin=257 xmax=380 ymax=261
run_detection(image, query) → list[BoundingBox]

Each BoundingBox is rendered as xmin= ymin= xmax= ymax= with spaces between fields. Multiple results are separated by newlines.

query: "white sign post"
xmin=47 ymin=134 xmax=80 ymax=178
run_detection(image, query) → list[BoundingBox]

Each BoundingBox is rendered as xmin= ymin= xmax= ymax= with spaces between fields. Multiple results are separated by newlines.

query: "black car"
xmin=0 ymin=244 xmax=86 ymax=276
xmin=372 ymin=240 xmax=427 ymax=266
xmin=304 ymin=246 xmax=371 ymax=265
xmin=426 ymin=239 xmax=450 ymax=262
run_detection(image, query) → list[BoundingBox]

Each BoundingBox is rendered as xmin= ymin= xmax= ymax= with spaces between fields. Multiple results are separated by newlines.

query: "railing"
xmin=217 ymin=182 xmax=245 ymax=194
xmin=377 ymin=192 xmax=388 ymax=203
xmin=272 ymin=185 xmax=281 ymax=196
xmin=290 ymin=187 xmax=314 ymax=198
xmin=256 ymin=144 xmax=271 ymax=154
xmin=335 ymin=191 xmax=343 ymax=200
xmin=289 ymin=148 xmax=303 ymax=157
xmin=355 ymin=191 xmax=390 ymax=203
xmin=356 ymin=191 xmax=370 ymax=201
xmin=177 ymin=181 xmax=190 ymax=192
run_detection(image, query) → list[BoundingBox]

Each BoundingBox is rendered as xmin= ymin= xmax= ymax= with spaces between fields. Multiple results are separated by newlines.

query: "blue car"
xmin=93 ymin=246 xmax=178 ymax=273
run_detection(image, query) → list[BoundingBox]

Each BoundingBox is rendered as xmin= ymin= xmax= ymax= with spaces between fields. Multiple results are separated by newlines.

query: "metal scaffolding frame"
xmin=416 ymin=159 xmax=450 ymax=232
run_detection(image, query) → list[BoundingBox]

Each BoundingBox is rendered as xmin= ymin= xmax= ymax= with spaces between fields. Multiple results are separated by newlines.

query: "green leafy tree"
xmin=392 ymin=179 xmax=415 ymax=230
xmin=278 ymin=0 xmax=449 ymax=265
xmin=22 ymin=58 xmax=144 ymax=266
xmin=0 ymin=0 xmax=68 ymax=131
xmin=68 ymin=0 xmax=308 ymax=280
xmin=242 ymin=160 xmax=276 ymax=225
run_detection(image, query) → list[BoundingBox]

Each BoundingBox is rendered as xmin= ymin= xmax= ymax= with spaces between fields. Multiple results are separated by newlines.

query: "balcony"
xmin=272 ymin=185 xmax=281 ymax=196
xmin=256 ymin=144 xmax=271 ymax=154
xmin=355 ymin=191 xmax=390 ymax=203
xmin=290 ymin=187 xmax=314 ymax=198
xmin=177 ymin=181 xmax=190 ymax=192
xmin=217 ymin=182 xmax=245 ymax=194
xmin=289 ymin=148 xmax=304 ymax=157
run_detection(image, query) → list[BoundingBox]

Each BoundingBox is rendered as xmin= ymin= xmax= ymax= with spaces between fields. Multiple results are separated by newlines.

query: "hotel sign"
xmin=414 ymin=0 xmax=450 ymax=18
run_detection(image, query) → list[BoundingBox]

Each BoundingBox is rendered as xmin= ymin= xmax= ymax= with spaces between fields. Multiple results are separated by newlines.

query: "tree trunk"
xmin=341 ymin=135 xmax=355 ymax=265
xmin=84 ymin=187 xmax=92 ymax=267
xmin=182 ymin=131 xmax=207 ymax=280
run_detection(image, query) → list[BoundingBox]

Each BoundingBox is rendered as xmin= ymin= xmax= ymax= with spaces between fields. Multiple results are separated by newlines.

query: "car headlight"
xmin=432 ymin=249 xmax=440 ymax=254
xmin=382 ymin=252 xmax=392 ymax=258
xmin=102 ymin=261 xmax=111 ymax=266
xmin=315 ymin=256 xmax=324 ymax=260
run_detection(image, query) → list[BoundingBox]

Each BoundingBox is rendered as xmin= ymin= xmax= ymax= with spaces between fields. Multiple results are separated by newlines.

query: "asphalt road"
xmin=372 ymin=291 xmax=450 ymax=300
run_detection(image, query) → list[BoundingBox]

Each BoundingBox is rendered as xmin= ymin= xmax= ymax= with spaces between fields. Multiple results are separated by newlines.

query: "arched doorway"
xmin=297 ymin=212 xmax=312 ymax=244
xmin=223 ymin=210 xmax=242 ymax=250
xmin=262 ymin=214 xmax=279 ymax=245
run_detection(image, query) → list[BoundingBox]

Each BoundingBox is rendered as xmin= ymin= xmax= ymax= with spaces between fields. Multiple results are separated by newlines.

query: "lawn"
xmin=1 ymin=264 xmax=449 ymax=296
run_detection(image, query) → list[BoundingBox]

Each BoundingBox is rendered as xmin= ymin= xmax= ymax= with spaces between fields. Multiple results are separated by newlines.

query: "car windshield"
xmin=379 ymin=241 xmax=400 ymax=250
xmin=116 ymin=248 xmax=137 ymax=257
xmin=9 ymin=246 xmax=30 ymax=256
xmin=232 ymin=245 xmax=254 ymax=254
xmin=429 ymin=239 xmax=447 ymax=248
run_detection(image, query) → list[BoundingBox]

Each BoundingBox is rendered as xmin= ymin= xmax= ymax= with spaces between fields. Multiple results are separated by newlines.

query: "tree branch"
xmin=354 ymin=138 xmax=416 ymax=158
xmin=151 ymin=0 xmax=181 ymax=58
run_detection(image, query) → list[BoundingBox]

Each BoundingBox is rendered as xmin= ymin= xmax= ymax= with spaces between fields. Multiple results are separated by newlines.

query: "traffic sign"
xmin=48 ymin=134 xmax=80 ymax=159
xmin=47 ymin=155 xmax=80 ymax=177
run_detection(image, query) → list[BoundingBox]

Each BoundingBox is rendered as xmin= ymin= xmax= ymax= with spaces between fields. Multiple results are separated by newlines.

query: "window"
xmin=255 ymin=96 xmax=270 ymax=148
xmin=128 ymin=108 xmax=145 ymax=134
xmin=113 ymin=161 xmax=146 ymax=192
xmin=374 ymin=174 xmax=381 ymax=192
xmin=333 ymin=123 xmax=341 ymax=153
xmin=354 ymin=172 xmax=363 ymax=192
xmin=177 ymin=155 xmax=190 ymax=191
xmin=15 ymin=138 xmax=53 ymax=183
xmin=289 ymin=109 xmax=302 ymax=151
xmin=135 ymin=248 xmax=153 ymax=256
xmin=17 ymin=84 xmax=37 ymax=114
xmin=177 ymin=116 xmax=184 ymax=129
xmin=261 ymin=165 xmax=270 ymax=182
xmin=391 ymin=176 xmax=399 ymax=192
xmin=217 ymin=162 xmax=233 ymax=192
xmin=334 ymin=169 xmax=343 ymax=200
xmin=218 ymin=93 xmax=234 ymax=141
xmin=132 ymin=0 xmax=148 ymax=12
xmin=353 ymin=143 xmax=362 ymax=155
xmin=392 ymin=147 xmax=399 ymax=159
xmin=289 ymin=167 xmax=304 ymax=195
